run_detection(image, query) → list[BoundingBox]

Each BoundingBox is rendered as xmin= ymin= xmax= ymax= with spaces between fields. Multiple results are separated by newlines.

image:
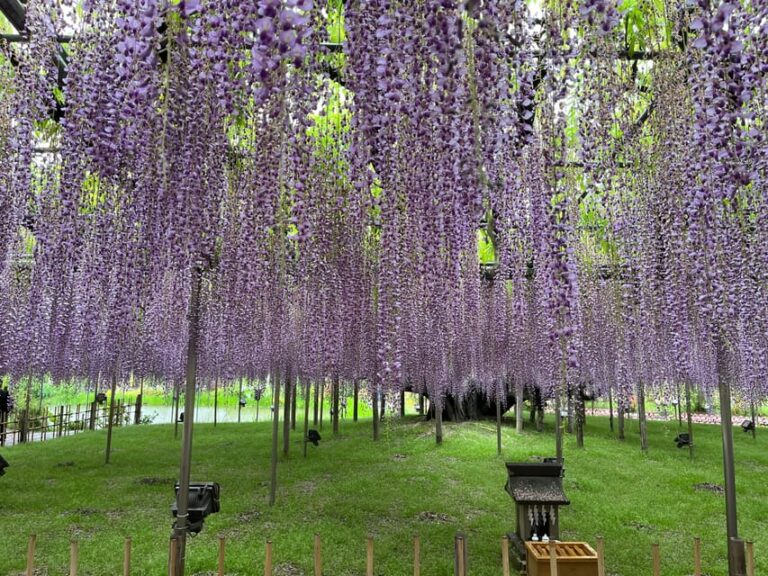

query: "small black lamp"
xmin=172 ymin=482 xmax=220 ymax=534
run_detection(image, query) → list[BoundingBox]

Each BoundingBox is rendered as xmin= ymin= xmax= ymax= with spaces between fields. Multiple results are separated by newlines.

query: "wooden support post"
xmin=168 ymin=536 xmax=179 ymax=576
xmin=217 ymin=535 xmax=225 ymax=576
xmin=400 ymin=390 xmax=405 ymax=417
xmin=26 ymin=534 xmax=36 ymax=576
xmin=652 ymin=544 xmax=660 ymax=576
xmin=123 ymin=537 xmax=132 ymax=576
xmin=501 ymin=536 xmax=510 ymax=576
xmin=414 ymin=535 xmax=421 ymax=576
xmin=366 ymin=535 xmax=374 ymax=576
xmin=264 ymin=540 xmax=273 ymax=576
xmin=746 ymin=541 xmax=755 ymax=576
xmin=454 ymin=534 xmax=466 ymax=576
xmin=314 ymin=534 xmax=322 ymax=576
xmin=549 ymin=540 xmax=558 ymax=576
xmin=694 ymin=537 xmax=702 ymax=576
xmin=69 ymin=539 xmax=79 ymax=576
xmin=597 ymin=536 xmax=606 ymax=576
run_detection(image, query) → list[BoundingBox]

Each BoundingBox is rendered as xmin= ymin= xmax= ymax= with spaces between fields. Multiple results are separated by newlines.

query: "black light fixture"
xmin=96 ymin=392 xmax=107 ymax=404
xmin=239 ymin=398 xmax=247 ymax=408
xmin=674 ymin=433 xmax=691 ymax=448
xmin=254 ymin=389 xmax=263 ymax=401
xmin=172 ymin=482 xmax=220 ymax=534
xmin=741 ymin=420 xmax=755 ymax=433
xmin=0 ymin=454 xmax=8 ymax=477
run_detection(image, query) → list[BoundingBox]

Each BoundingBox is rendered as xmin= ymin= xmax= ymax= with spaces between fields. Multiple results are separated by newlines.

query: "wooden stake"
xmin=168 ymin=537 xmax=179 ymax=576
xmin=414 ymin=535 xmax=421 ymax=576
xmin=746 ymin=541 xmax=755 ymax=576
xmin=366 ymin=535 xmax=374 ymax=576
xmin=123 ymin=537 xmax=132 ymax=576
xmin=652 ymin=544 xmax=660 ymax=576
xmin=264 ymin=540 xmax=273 ymax=576
xmin=694 ymin=537 xmax=702 ymax=576
xmin=596 ymin=536 xmax=605 ymax=576
xmin=455 ymin=534 xmax=466 ymax=576
xmin=217 ymin=535 xmax=225 ymax=576
xmin=314 ymin=534 xmax=322 ymax=576
xmin=549 ymin=540 xmax=558 ymax=576
xmin=26 ymin=534 xmax=36 ymax=576
xmin=69 ymin=539 xmax=79 ymax=576
xmin=501 ymin=536 xmax=510 ymax=576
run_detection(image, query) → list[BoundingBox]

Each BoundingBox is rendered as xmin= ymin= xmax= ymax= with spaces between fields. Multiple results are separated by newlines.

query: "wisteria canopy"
xmin=0 ymin=0 xmax=766 ymax=419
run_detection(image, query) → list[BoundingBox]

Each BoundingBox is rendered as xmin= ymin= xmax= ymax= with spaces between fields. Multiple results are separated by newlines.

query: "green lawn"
xmin=0 ymin=415 xmax=764 ymax=576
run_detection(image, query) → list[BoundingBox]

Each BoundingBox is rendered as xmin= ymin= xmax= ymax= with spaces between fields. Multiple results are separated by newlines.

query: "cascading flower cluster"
xmin=0 ymin=0 xmax=766 ymax=426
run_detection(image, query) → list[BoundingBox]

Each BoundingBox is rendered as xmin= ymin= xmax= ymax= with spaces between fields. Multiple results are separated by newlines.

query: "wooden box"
xmin=525 ymin=542 xmax=598 ymax=576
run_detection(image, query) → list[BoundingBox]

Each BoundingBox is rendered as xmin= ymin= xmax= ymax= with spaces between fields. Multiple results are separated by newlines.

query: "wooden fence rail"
xmin=20 ymin=533 xmax=757 ymax=576
xmin=0 ymin=401 xmax=140 ymax=446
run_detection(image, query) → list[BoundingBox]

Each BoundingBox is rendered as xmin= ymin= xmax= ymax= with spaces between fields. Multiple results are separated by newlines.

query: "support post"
xmin=217 ymin=535 xmax=225 ymax=576
xmin=314 ymin=534 xmax=322 ymax=576
xmin=270 ymin=370 xmax=281 ymax=506
xmin=303 ymin=380 xmax=310 ymax=457
xmin=414 ymin=535 xmax=421 ymax=576
xmin=515 ymin=382 xmax=523 ymax=434
xmin=69 ymin=539 xmax=79 ymax=576
xmin=214 ymin=375 xmax=219 ymax=427
xmin=501 ymin=536 xmax=510 ymax=576
xmin=716 ymin=336 xmax=746 ymax=576
xmin=265 ymin=540 xmax=273 ymax=576
xmin=366 ymin=535 xmax=374 ymax=576
xmin=170 ymin=264 xmax=203 ymax=576
xmin=332 ymin=375 xmax=340 ymax=435
xmin=283 ymin=367 xmax=291 ymax=456
xmin=238 ymin=376 xmax=243 ymax=424
xmin=694 ymin=537 xmax=702 ymax=576
xmin=685 ymin=380 xmax=695 ymax=459
xmin=496 ymin=395 xmax=502 ymax=455
xmin=597 ymin=536 xmax=605 ymax=576
xmin=123 ymin=537 xmax=131 ymax=576
xmin=652 ymin=544 xmax=660 ymax=576
xmin=26 ymin=534 xmax=36 ymax=576
xmin=353 ymin=379 xmax=359 ymax=422
xmin=106 ymin=370 xmax=119 ymax=464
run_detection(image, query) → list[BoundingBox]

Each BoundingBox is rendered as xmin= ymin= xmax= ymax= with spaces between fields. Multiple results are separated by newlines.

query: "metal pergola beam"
xmin=0 ymin=0 xmax=25 ymax=32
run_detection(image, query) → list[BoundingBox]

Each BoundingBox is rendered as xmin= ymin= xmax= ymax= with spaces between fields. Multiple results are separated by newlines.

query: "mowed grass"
xmin=0 ymin=414 xmax=765 ymax=576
